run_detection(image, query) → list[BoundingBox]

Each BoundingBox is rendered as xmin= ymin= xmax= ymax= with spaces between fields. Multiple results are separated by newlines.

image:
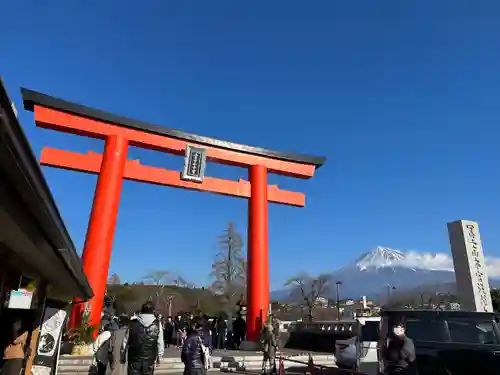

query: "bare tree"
xmin=143 ymin=270 xmax=169 ymax=286
xmin=156 ymin=293 xmax=177 ymax=317
xmin=108 ymin=273 xmax=121 ymax=285
xmin=241 ymin=258 xmax=248 ymax=293
xmin=210 ymin=222 xmax=246 ymax=306
xmin=143 ymin=270 xmax=170 ymax=307
xmin=284 ymin=272 xmax=331 ymax=322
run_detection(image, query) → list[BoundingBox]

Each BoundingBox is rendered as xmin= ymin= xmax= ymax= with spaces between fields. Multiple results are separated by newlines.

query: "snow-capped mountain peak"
xmin=271 ymin=246 xmax=500 ymax=302
xmin=355 ymin=246 xmax=406 ymax=270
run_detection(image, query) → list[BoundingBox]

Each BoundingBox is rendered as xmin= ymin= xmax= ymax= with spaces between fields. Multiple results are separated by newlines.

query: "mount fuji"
xmin=329 ymin=246 xmax=456 ymax=299
xmin=272 ymin=246 xmax=499 ymax=301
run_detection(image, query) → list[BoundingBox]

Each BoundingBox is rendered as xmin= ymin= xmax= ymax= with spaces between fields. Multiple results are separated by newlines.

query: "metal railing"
xmin=274 ymin=354 xmax=371 ymax=375
xmin=293 ymin=322 xmax=360 ymax=334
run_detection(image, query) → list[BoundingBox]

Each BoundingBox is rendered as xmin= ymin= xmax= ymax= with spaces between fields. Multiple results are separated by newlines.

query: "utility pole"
xmin=197 ymin=286 xmax=205 ymax=311
xmin=165 ymin=294 xmax=176 ymax=317
xmin=336 ymin=281 xmax=342 ymax=320
xmin=387 ymin=285 xmax=396 ymax=304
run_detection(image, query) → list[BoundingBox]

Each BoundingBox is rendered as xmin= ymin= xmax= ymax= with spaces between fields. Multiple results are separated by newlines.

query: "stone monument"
xmin=447 ymin=220 xmax=493 ymax=312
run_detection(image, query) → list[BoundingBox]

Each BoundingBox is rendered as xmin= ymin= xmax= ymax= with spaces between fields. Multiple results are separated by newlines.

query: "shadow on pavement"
xmin=236 ymin=365 xmax=373 ymax=375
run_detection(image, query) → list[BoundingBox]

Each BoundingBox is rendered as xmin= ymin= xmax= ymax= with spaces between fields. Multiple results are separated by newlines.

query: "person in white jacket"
xmin=92 ymin=316 xmax=118 ymax=375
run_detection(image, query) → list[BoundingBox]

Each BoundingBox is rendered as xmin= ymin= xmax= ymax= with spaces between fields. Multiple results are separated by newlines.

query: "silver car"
xmin=335 ymin=317 xmax=381 ymax=370
xmin=335 ymin=335 xmax=360 ymax=369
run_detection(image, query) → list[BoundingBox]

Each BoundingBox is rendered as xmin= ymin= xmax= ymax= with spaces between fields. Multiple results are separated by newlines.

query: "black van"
xmin=379 ymin=310 xmax=500 ymax=375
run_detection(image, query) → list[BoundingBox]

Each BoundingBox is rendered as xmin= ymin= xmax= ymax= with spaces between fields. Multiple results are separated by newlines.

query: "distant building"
xmin=315 ymin=296 xmax=329 ymax=308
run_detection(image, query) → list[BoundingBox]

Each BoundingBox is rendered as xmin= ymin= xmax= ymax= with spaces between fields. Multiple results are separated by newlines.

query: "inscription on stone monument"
xmin=447 ymin=220 xmax=493 ymax=312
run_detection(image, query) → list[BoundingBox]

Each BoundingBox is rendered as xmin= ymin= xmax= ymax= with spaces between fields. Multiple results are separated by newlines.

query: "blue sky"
xmin=2 ymin=2 xmax=500 ymax=289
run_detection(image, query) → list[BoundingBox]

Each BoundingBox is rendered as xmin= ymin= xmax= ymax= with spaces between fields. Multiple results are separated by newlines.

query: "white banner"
xmin=31 ymin=300 xmax=68 ymax=375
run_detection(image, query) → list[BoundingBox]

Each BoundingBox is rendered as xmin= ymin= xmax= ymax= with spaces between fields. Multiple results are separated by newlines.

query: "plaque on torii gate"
xmin=21 ymin=88 xmax=325 ymax=341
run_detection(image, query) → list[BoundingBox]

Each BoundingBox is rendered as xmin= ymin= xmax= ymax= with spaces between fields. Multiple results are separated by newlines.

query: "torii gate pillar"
xmin=247 ymin=165 xmax=269 ymax=339
xmin=73 ymin=136 xmax=129 ymax=329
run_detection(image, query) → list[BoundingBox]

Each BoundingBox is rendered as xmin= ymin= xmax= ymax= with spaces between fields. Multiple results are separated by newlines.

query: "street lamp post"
xmin=196 ymin=286 xmax=205 ymax=311
xmin=435 ymin=292 xmax=450 ymax=310
xmin=336 ymin=281 xmax=342 ymax=320
xmin=387 ymin=285 xmax=396 ymax=303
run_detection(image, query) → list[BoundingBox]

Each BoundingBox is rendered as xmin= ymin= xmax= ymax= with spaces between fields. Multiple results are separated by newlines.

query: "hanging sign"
xmin=7 ymin=289 xmax=33 ymax=309
xmin=31 ymin=300 xmax=68 ymax=375
xmin=181 ymin=145 xmax=207 ymax=183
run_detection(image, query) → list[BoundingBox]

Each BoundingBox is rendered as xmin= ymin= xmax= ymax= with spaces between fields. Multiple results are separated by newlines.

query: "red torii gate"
xmin=21 ymin=88 xmax=325 ymax=341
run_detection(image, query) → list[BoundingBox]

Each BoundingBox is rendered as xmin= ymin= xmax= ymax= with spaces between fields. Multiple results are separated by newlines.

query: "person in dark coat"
xmin=232 ymin=314 xmax=246 ymax=349
xmin=215 ymin=317 xmax=227 ymax=350
xmin=163 ymin=317 xmax=175 ymax=348
xmin=383 ymin=321 xmax=416 ymax=375
xmin=174 ymin=315 xmax=187 ymax=348
xmin=121 ymin=302 xmax=165 ymax=375
xmin=210 ymin=319 xmax=217 ymax=349
xmin=181 ymin=320 xmax=211 ymax=375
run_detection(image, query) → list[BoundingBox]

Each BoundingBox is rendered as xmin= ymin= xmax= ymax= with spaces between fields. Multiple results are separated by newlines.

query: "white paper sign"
xmin=8 ymin=290 xmax=33 ymax=309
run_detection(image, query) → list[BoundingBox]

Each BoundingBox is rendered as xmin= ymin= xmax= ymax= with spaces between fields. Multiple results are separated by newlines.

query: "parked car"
xmin=334 ymin=317 xmax=380 ymax=371
xmin=378 ymin=309 xmax=500 ymax=375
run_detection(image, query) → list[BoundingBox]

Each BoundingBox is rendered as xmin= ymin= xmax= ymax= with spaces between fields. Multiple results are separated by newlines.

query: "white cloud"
xmin=485 ymin=257 xmax=500 ymax=278
xmin=397 ymin=251 xmax=500 ymax=279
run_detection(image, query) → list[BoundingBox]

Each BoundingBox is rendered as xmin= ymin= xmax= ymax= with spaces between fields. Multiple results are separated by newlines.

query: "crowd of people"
xmin=162 ymin=311 xmax=248 ymax=350
xmin=92 ymin=301 xmax=281 ymax=375
xmin=0 ymin=301 xmax=418 ymax=375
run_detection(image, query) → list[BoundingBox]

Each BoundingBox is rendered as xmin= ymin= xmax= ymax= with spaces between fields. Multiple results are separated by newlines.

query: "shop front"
xmin=0 ymin=77 xmax=93 ymax=375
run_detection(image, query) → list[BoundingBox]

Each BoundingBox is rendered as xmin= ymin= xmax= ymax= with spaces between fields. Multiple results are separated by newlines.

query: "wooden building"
xmin=0 ymin=77 xmax=92 ymax=375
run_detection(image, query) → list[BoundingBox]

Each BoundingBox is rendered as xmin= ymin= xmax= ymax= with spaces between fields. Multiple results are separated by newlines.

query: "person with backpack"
xmin=121 ymin=302 xmax=165 ymax=375
xmin=270 ymin=315 xmax=281 ymax=351
xmin=108 ymin=316 xmax=128 ymax=375
xmin=181 ymin=319 xmax=212 ymax=375
xmin=259 ymin=321 xmax=277 ymax=375
xmin=92 ymin=316 xmax=118 ymax=375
